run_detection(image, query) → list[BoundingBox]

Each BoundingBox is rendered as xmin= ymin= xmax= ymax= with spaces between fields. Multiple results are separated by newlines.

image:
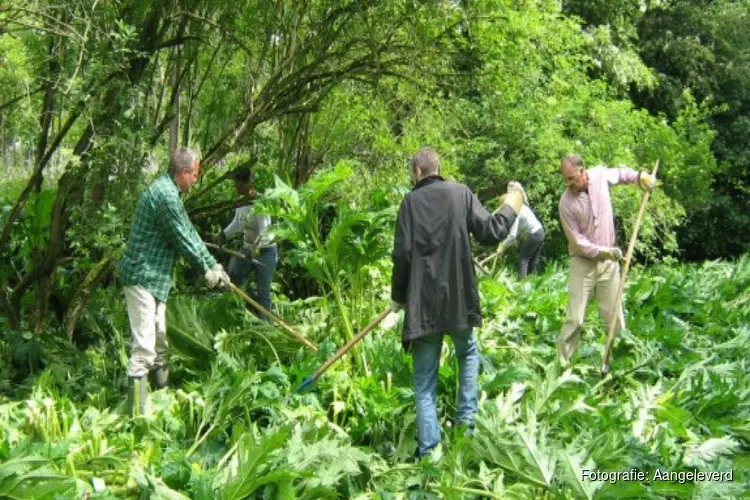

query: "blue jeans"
xmin=227 ymin=245 xmax=278 ymax=318
xmin=410 ymin=329 xmax=479 ymax=457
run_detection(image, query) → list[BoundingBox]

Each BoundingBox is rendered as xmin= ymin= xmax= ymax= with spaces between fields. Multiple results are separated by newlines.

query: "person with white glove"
xmin=205 ymin=263 xmax=231 ymax=288
xmin=557 ymin=153 xmax=657 ymax=364
xmin=119 ymin=147 xmax=223 ymax=416
xmin=497 ymin=185 xmax=545 ymax=278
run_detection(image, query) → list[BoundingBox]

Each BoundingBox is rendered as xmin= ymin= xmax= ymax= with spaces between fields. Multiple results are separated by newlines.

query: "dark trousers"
xmin=518 ymin=229 xmax=544 ymax=278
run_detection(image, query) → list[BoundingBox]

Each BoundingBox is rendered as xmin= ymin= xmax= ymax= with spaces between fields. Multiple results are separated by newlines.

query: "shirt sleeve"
xmin=161 ymin=192 xmax=217 ymax=273
xmin=501 ymin=215 xmax=521 ymax=250
xmin=223 ymin=208 xmax=242 ymax=238
xmin=604 ymin=165 xmax=639 ymax=186
xmin=467 ymin=189 xmax=516 ymax=246
xmin=558 ymin=199 xmax=604 ymax=259
xmin=391 ymin=198 xmax=412 ymax=305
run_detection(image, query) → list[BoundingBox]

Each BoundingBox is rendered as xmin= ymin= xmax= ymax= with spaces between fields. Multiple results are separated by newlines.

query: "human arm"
xmin=223 ymin=208 xmax=244 ymax=239
xmin=160 ymin=192 xmax=217 ymax=274
xmin=500 ymin=216 xmax=520 ymax=251
xmin=468 ymin=187 xmax=519 ymax=246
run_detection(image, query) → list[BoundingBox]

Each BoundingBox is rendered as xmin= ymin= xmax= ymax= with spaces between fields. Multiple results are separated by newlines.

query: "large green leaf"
xmin=221 ymin=425 xmax=296 ymax=500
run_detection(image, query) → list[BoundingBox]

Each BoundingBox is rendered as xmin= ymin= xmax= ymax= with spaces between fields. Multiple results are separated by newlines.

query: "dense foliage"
xmin=1 ymin=252 xmax=748 ymax=498
xmin=1 ymin=0 xmax=747 ymax=332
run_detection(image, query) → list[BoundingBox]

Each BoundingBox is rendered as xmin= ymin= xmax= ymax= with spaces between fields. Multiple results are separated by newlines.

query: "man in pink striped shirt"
xmin=557 ymin=153 xmax=656 ymax=363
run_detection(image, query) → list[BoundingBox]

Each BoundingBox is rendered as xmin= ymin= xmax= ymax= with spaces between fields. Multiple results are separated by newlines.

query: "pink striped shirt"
xmin=558 ymin=166 xmax=639 ymax=259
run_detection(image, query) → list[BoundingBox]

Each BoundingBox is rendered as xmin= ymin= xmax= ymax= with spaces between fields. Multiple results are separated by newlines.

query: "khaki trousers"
xmin=558 ymin=256 xmax=624 ymax=361
xmin=124 ymin=286 xmax=168 ymax=377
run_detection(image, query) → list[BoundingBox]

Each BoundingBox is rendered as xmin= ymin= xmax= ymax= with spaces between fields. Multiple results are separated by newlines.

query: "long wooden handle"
xmin=205 ymin=242 xmax=251 ymax=262
xmin=479 ymin=246 xmax=504 ymax=266
xmin=602 ymin=160 xmax=660 ymax=369
xmin=310 ymin=307 xmax=391 ymax=381
xmin=228 ymin=282 xmax=318 ymax=352
xmin=473 ymin=257 xmax=490 ymax=275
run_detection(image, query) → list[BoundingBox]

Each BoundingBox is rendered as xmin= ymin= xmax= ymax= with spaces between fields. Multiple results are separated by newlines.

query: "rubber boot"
xmin=127 ymin=375 xmax=148 ymax=417
xmin=148 ymin=366 xmax=169 ymax=390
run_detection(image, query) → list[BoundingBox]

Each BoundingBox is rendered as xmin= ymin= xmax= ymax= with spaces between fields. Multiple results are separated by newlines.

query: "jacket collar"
xmin=412 ymin=175 xmax=444 ymax=191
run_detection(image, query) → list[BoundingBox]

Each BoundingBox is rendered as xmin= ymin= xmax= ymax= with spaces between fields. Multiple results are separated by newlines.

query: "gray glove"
xmin=598 ymin=247 xmax=623 ymax=261
xmin=389 ymin=300 xmax=403 ymax=313
xmin=205 ymin=264 xmax=231 ymax=288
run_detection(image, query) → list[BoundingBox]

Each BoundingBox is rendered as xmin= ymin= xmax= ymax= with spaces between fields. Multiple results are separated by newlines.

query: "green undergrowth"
xmin=0 ymin=257 xmax=748 ymax=499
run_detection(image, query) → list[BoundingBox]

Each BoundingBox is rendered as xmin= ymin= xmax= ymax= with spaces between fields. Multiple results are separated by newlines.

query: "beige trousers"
xmin=124 ymin=286 xmax=168 ymax=377
xmin=558 ymin=256 xmax=625 ymax=361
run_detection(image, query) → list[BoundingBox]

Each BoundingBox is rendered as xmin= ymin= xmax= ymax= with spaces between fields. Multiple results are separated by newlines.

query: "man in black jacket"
xmin=391 ymin=147 xmax=525 ymax=457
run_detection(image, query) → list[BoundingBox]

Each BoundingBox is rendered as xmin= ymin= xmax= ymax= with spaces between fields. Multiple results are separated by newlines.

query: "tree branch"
xmin=0 ymin=85 xmax=47 ymax=113
xmin=156 ymin=34 xmax=204 ymax=49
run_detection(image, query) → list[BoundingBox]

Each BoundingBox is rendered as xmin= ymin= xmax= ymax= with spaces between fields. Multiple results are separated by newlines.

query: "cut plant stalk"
xmin=295 ymin=307 xmax=390 ymax=392
xmin=227 ymin=282 xmax=318 ymax=352
xmin=600 ymin=159 xmax=659 ymax=377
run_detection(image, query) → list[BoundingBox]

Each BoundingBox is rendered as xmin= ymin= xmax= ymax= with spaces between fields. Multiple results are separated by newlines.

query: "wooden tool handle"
xmin=311 ymin=307 xmax=391 ymax=380
xmin=228 ymin=282 xmax=318 ymax=352
xmin=602 ymin=160 xmax=660 ymax=369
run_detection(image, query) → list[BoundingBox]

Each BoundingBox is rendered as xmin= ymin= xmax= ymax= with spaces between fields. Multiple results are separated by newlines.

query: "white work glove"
xmin=502 ymin=183 xmax=525 ymax=214
xmin=507 ymin=181 xmax=528 ymax=204
xmin=389 ymin=300 xmax=403 ymax=313
xmin=205 ymin=264 xmax=231 ymax=289
xmin=598 ymin=247 xmax=623 ymax=261
xmin=638 ymin=171 xmax=657 ymax=192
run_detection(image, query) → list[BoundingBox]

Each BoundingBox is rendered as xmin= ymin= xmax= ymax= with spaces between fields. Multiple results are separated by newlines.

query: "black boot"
xmin=148 ymin=366 xmax=169 ymax=389
xmin=127 ymin=375 xmax=148 ymax=417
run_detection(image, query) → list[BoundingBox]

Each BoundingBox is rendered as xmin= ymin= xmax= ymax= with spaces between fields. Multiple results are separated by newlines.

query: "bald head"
xmin=560 ymin=153 xmax=587 ymax=192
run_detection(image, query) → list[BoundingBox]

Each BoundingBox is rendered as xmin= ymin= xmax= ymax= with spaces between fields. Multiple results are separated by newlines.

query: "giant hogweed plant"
xmin=0 ymin=257 xmax=749 ymax=498
xmin=253 ymin=162 xmax=397 ymax=360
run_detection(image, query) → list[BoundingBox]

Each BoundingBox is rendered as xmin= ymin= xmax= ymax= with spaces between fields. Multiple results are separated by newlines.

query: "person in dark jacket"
xmin=390 ymin=147 xmax=525 ymax=457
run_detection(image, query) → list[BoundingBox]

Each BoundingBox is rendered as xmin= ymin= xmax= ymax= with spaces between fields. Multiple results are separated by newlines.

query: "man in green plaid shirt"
xmin=119 ymin=146 xmax=230 ymax=416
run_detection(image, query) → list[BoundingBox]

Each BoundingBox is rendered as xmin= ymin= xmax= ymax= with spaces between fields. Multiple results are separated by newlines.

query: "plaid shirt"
xmin=118 ymin=173 xmax=216 ymax=302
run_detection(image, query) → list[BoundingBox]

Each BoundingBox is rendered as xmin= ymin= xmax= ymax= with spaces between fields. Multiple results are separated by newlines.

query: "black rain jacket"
xmin=391 ymin=176 xmax=517 ymax=346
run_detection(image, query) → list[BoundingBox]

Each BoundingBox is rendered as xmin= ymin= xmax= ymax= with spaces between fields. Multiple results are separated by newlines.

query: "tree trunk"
xmin=64 ymin=246 xmax=123 ymax=339
xmin=169 ymin=46 xmax=180 ymax=152
xmin=28 ymin=169 xmax=85 ymax=333
xmin=5 ymin=3 xmax=170 ymax=329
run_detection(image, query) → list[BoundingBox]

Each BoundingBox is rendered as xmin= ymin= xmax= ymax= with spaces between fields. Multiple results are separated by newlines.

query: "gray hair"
xmin=410 ymin=147 xmax=440 ymax=176
xmin=561 ymin=153 xmax=584 ymax=170
xmin=168 ymin=147 xmax=199 ymax=175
